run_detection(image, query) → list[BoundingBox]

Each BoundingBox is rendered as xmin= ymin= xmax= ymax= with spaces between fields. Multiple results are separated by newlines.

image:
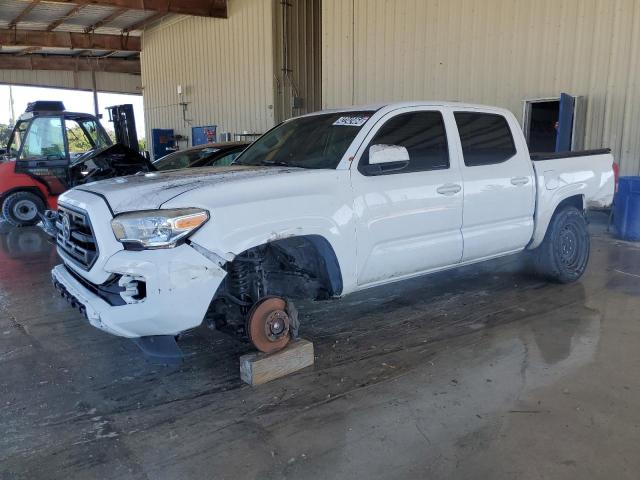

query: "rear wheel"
xmin=1 ymin=191 xmax=45 ymax=227
xmin=532 ymin=206 xmax=590 ymax=283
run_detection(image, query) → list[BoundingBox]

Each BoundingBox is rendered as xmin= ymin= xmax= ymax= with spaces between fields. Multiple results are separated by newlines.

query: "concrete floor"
xmin=1 ymin=212 xmax=639 ymax=480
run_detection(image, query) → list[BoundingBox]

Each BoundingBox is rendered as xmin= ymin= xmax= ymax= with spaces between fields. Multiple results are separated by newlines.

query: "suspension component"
xmin=226 ymin=250 xmax=266 ymax=310
xmin=227 ymin=257 xmax=252 ymax=303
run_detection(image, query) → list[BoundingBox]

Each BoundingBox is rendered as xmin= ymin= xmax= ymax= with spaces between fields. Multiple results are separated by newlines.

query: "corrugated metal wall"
xmin=273 ymin=0 xmax=322 ymax=122
xmin=0 ymin=70 xmax=141 ymax=94
xmin=322 ymin=0 xmax=640 ymax=175
xmin=141 ymin=0 xmax=275 ymax=155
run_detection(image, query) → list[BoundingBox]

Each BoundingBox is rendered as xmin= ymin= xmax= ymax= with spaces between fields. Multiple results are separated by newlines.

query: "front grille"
xmin=56 ymin=205 xmax=98 ymax=270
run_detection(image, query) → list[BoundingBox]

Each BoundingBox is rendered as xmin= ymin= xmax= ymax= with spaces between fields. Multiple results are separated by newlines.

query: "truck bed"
xmin=531 ymin=150 xmax=614 ymax=208
xmin=530 ymin=149 xmax=611 ymax=161
xmin=529 ymin=149 xmax=615 ymax=248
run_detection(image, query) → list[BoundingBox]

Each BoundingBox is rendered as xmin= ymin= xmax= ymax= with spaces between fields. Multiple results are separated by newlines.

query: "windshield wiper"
xmin=233 ymin=159 xmax=293 ymax=167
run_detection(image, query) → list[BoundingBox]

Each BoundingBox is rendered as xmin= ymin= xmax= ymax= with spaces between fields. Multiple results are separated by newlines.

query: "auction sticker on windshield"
xmin=333 ymin=116 xmax=370 ymax=127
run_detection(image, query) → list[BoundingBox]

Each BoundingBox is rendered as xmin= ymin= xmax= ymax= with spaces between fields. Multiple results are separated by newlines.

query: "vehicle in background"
xmin=0 ymin=101 xmax=153 ymax=226
xmin=152 ymin=142 xmax=249 ymax=171
xmin=49 ymin=101 xmax=615 ymax=358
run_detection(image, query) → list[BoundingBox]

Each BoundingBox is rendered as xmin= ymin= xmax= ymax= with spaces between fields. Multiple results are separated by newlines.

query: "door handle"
xmin=436 ymin=183 xmax=462 ymax=195
xmin=511 ymin=176 xmax=530 ymax=186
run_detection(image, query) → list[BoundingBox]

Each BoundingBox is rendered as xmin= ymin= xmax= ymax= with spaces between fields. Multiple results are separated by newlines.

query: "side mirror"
xmin=369 ymin=144 xmax=410 ymax=164
xmin=360 ymin=144 xmax=410 ymax=176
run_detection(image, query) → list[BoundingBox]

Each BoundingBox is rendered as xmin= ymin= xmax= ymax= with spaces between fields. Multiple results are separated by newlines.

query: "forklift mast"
xmin=106 ymin=104 xmax=139 ymax=152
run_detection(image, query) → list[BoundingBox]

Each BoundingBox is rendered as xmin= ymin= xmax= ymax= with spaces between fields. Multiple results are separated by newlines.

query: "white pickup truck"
xmin=50 ymin=102 xmax=615 ymax=355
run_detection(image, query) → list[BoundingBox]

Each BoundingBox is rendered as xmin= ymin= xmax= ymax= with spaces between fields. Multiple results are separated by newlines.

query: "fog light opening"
xmin=118 ymin=275 xmax=147 ymax=304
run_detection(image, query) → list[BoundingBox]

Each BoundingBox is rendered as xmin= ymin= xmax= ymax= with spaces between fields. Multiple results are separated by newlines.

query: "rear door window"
xmin=78 ymin=119 xmax=111 ymax=149
xmin=454 ymin=112 xmax=516 ymax=166
xmin=65 ymin=120 xmax=93 ymax=157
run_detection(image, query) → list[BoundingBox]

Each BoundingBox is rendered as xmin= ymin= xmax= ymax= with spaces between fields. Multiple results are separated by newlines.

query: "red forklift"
xmin=0 ymin=101 xmax=152 ymax=226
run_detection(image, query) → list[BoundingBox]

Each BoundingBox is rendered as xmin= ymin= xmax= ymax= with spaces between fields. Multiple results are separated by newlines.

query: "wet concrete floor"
xmin=1 ymin=212 xmax=639 ymax=479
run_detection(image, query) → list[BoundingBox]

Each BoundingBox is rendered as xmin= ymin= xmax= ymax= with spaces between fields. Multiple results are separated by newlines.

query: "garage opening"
xmin=526 ymin=100 xmax=559 ymax=153
xmin=523 ymin=93 xmax=586 ymax=153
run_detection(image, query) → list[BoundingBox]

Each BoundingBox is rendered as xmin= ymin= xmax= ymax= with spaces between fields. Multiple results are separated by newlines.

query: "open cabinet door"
xmin=571 ymin=95 xmax=587 ymax=151
xmin=555 ymin=93 xmax=575 ymax=152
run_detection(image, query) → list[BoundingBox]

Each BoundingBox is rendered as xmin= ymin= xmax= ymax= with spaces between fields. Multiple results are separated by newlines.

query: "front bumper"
xmin=52 ymin=243 xmax=227 ymax=338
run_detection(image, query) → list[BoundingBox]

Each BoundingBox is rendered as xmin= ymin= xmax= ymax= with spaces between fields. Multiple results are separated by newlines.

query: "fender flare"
xmin=230 ymin=233 xmax=344 ymax=297
xmin=529 ymin=193 xmax=584 ymax=249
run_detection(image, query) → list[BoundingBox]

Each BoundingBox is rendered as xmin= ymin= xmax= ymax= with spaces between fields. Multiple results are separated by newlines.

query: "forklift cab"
xmin=5 ymin=101 xmax=112 ymax=195
xmin=1 ymin=101 xmax=151 ymax=226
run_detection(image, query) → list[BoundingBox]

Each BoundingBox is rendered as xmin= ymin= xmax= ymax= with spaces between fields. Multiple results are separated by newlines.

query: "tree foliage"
xmin=66 ymin=126 xmax=93 ymax=153
xmin=0 ymin=124 xmax=11 ymax=147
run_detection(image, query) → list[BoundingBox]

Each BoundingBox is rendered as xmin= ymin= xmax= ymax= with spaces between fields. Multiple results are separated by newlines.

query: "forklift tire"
xmin=1 ymin=191 xmax=45 ymax=227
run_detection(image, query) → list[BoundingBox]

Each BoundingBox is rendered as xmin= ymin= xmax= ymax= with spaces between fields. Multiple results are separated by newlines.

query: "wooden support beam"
xmin=8 ymin=1 xmax=41 ymax=28
xmin=240 ymin=339 xmax=314 ymax=386
xmin=0 ymin=29 xmax=140 ymax=52
xmin=36 ymin=0 xmax=227 ymax=19
xmin=46 ymin=3 xmax=88 ymax=32
xmin=0 ymin=54 xmax=141 ymax=74
xmin=84 ymin=8 xmax=127 ymax=33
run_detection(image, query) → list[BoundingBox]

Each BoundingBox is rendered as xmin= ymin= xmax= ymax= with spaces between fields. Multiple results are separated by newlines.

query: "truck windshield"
xmin=234 ymin=111 xmax=373 ymax=169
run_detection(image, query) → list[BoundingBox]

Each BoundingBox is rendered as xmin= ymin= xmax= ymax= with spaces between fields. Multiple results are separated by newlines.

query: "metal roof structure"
xmin=0 ymin=0 xmax=227 ymax=75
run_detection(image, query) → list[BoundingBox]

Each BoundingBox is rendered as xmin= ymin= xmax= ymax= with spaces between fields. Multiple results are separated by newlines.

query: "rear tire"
xmin=1 ymin=191 xmax=45 ymax=227
xmin=532 ymin=206 xmax=590 ymax=283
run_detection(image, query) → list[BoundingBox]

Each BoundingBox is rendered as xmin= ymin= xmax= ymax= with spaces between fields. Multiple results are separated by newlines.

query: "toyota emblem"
xmin=61 ymin=214 xmax=71 ymax=241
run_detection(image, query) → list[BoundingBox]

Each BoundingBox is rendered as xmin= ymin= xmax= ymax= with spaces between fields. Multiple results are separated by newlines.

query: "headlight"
xmin=111 ymin=208 xmax=209 ymax=249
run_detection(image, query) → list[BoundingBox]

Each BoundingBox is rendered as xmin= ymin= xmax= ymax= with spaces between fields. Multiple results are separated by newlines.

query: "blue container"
xmin=613 ymin=176 xmax=640 ymax=241
xmin=151 ymin=128 xmax=174 ymax=160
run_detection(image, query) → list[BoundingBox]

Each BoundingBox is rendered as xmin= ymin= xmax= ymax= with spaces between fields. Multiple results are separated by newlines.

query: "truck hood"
xmin=70 ymin=165 xmax=298 ymax=214
xmin=68 ymin=144 xmax=155 ymax=188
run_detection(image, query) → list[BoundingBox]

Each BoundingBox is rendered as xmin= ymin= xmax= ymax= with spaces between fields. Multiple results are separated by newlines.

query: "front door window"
xmin=16 ymin=116 xmax=69 ymax=194
xmin=20 ymin=117 xmax=66 ymax=160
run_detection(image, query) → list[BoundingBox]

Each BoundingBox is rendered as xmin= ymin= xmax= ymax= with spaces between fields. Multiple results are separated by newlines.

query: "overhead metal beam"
xmin=46 ymin=3 xmax=88 ymax=32
xmin=0 ymin=54 xmax=141 ymax=74
xmin=37 ymin=0 xmax=227 ymax=19
xmin=16 ymin=46 xmax=42 ymax=56
xmin=8 ymin=1 xmax=41 ymax=28
xmin=0 ymin=29 xmax=141 ymax=52
xmin=122 ymin=11 xmax=165 ymax=33
xmin=84 ymin=8 xmax=127 ymax=33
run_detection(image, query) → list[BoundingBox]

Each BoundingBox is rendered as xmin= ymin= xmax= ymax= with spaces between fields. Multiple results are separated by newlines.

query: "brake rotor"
xmin=246 ymin=297 xmax=291 ymax=354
